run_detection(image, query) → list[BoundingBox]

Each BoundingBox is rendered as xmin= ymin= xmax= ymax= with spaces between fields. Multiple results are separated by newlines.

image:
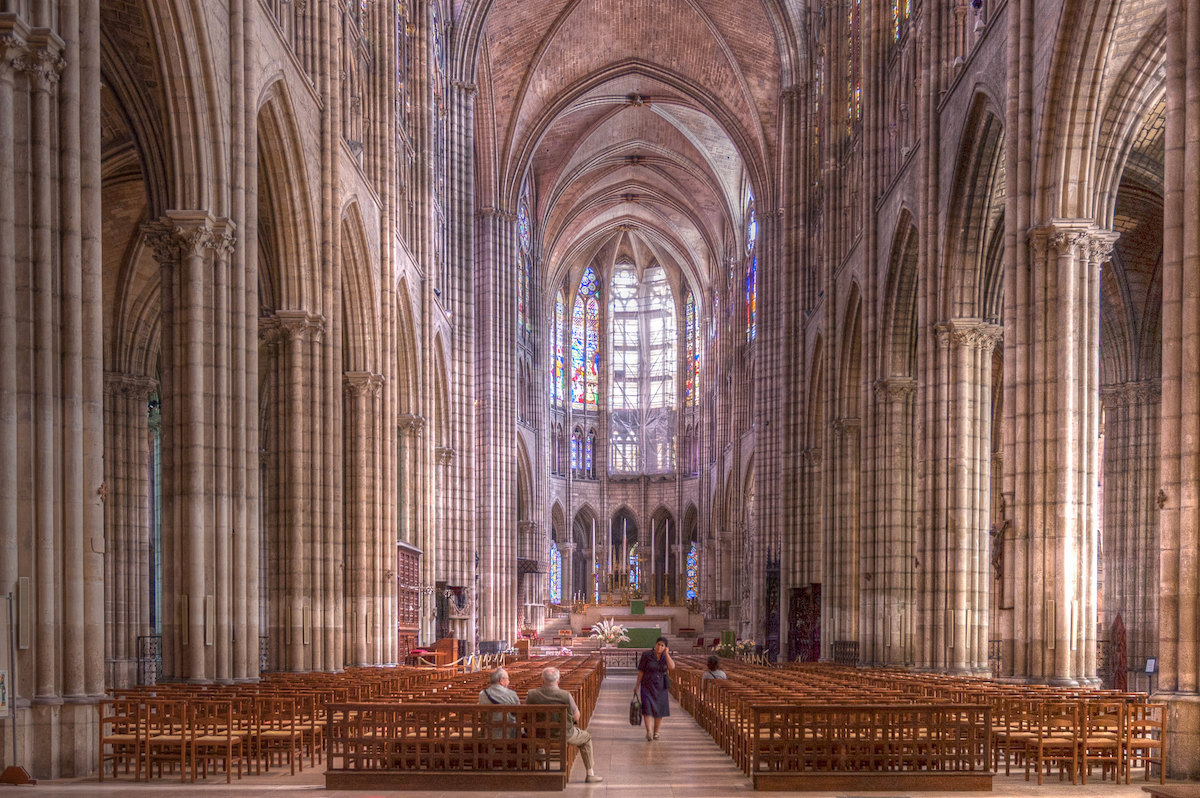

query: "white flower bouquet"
xmin=589 ymin=617 xmax=631 ymax=646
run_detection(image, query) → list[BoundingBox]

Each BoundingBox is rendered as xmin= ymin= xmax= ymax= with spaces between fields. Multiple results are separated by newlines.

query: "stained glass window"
xmin=685 ymin=291 xmax=699 ymax=407
xmin=629 ymin=543 xmax=640 ymax=591
xmin=571 ymin=427 xmax=582 ymax=475
xmin=847 ymin=0 xmax=862 ymax=132
xmin=686 ymin=542 xmax=697 ymax=601
xmin=746 ymin=201 xmax=758 ymax=342
xmin=359 ymin=0 xmax=369 ymax=34
xmin=549 ymin=542 xmax=562 ymax=604
xmin=609 ymin=264 xmax=676 ymax=474
xmin=571 ymin=267 xmax=600 ymax=408
xmin=585 ymin=428 xmax=595 ymax=479
xmin=396 ymin=1 xmax=410 ymax=129
xmin=430 ymin=1 xmax=448 ymax=299
xmin=892 ymin=0 xmax=911 ymax=41
xmin=518 ymin=191 xmax=532 ymax=341
xmin=552 ymin=290 xmax=565 ymax=405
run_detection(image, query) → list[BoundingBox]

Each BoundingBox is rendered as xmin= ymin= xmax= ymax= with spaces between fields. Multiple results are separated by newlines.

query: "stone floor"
xmin=9 ymin=673 xmax=1180 ymax=797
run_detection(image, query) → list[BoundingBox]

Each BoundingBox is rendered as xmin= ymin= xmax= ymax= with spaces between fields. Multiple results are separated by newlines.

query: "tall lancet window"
xmin=518 ymin=185 xmax=533 ymax=342
xmin=686 ymin=542 xmax=698 ymax=601
xmin=551 ymin=290 xmax=565 ymax=406
xmin=846 ymin=0 xmax=862 ymax=133
xmin=609 ymin=264 xmax=677 ymax=474
xmin=571 ymin=267 xmax=600 ymax=409
xmin=745 ymin=200 xmax=758 ymax=342
xmin=644 ymin=266 xmax=676 ymax=472
xmin=430 ymin=0 xmax=449 ymax=300
xmin=684 ymin=290 xmax=699 ymax=407
xmin=892 ymin=0 xmax=911 ymax=41
xmin=549 ymin=541 xmax=562 ymax=604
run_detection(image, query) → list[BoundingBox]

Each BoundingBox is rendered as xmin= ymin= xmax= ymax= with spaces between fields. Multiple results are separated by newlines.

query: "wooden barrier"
xmin=748 ymin=703 xmax=992 ymax=791
xmin=324 ymin=703 xmax=574 ymax=791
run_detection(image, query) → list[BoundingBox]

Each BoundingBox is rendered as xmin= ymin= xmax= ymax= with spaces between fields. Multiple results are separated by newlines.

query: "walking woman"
xmin=634 ymin=636 xmax=676 ymax=740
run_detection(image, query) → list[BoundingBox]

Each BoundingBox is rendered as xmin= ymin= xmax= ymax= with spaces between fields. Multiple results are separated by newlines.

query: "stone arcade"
xmin=0 ymin=0 xmax=1197 ymax=782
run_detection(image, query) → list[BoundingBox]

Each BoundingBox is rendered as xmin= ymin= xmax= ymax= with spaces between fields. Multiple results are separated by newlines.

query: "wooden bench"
xmin=324 ymin=703 xmax=575 ymax=791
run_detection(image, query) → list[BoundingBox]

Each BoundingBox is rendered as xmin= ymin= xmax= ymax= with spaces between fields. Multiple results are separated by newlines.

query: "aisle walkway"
xmin=9 ymin=672 xmax=1178 ymax=797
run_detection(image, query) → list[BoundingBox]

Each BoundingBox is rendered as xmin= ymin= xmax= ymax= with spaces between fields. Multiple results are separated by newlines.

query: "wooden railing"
xmin=324 ymin=703 xmax=575 ymax=790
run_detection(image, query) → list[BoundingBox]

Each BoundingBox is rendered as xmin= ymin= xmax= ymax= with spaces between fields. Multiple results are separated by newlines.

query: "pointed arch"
xmin=340 ymin=201 xmax=379 ymax=372
xmin=256 ymin=79 xmax=320 ymax=311
xmin=943 ymin=95 xmax=1005 ymax=319
xmin=882 ymin=212 xmax=920 ymax=378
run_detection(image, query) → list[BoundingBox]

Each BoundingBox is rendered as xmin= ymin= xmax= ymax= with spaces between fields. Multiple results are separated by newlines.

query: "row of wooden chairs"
xmin=667 ymin=659 xmax=1165 ymax=787
xmin=99 ymin=666 xmax=450 ymax=782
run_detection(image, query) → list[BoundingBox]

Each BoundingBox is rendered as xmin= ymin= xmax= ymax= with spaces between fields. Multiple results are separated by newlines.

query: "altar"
xmin=571 ymin=602 xmax=703 ymax=642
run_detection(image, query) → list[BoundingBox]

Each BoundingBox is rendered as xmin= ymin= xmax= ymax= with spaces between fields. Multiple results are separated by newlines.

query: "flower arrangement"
xmin=589 ymin=617 xmax=631 ymax=646
xmin=735 ymin=639 xmax=757 ymax=655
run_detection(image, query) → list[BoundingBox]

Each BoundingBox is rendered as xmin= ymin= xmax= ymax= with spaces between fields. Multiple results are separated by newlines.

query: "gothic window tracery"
xmin=549 ymin=541 xmax=562 ymax=603
xmin=745 ymin=200 xmax=758 ymax=342
xmin=571 ymin=267 xmax=600 ymax=409
xmin=518 ymin=184 xmax=533 ymax=343
xmin=552 ymin=290 xmax=566 ymax=406
xmin=609 ymin=264 xmax=677 ymax=474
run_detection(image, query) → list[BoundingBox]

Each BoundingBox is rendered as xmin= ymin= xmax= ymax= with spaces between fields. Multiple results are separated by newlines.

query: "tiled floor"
xmin=10 ymin=673 xmax=1178 ymax=797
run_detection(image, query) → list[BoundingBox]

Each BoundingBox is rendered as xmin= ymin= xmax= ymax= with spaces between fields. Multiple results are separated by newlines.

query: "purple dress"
xmin=637 ymin=650 xmax=671 ymax=717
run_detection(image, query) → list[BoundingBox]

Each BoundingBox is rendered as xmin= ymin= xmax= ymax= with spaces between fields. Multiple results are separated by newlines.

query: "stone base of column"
xmin=1159 ymin=692 xmax=1200 ymax=779
xmin=26 ymin=701 xmax=98 ymax=778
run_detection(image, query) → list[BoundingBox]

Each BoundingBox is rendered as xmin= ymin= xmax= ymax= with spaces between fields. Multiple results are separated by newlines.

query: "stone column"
xmin=1100 ymin=380 xmax=1160 ymax=689
xmin=867 ymin=378 xmax=916 ymax=666
xmin=20 ymin=25 xmax=66 ymax=707
xmin=1158 ymin=0 xmax=1200 ymax=773
xmin=0 ymin=16 xmax=28 ymax=740
xmin=560 ymin=541 xmax=576 ymax=604
xmin=934 ymin=321 xmax=1001 ymax=673
xmin=103 ymin=373 xmax=157 ymax=688
xmin=344 ymin=371 xmax=382 ymax=665
xmin=398 ymin=413 xmax=431 ymax=642
xmin=1006 ymin=223 xmax=1107 ymax=685
xmin=825 ymin=417 xmax=860 ymax=658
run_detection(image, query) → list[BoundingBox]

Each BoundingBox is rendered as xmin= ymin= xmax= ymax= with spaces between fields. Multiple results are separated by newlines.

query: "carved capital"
xmin=873 ymin=377 xmax=917 ymax=401
xmin=1087 ymin=230 xmax=1120 ymax=264
xmin=451 ymin=79 xmax=477 ymax=95
xmin=398 ymin=413 xmax=426 ymax=436
xmin=143 ymin=212 xmax=235 ymax=264
xmin=935 ymin=319 xmax=1002 ymax=352
xmin=343 ymin=371 xmax=384 ymax=396
xmin=104 ymin=372 xmax=158 ymax=400
xmin=272 ymin=309 xmax=326 ymax=343
xmin=0 ymin=14 xmax=30 ymax=71
xmin=1100 ymin=379 xmax=1161 ymax=409
xmin=559 ymin=542 xmax=577 ymax=554
xmin=832 ymin=416 xmax=860 ymax=435
xmin=1030 ymin=221 xmax=1092 ymax=258
xmin=14 ymin=27 xmax=64 ymax=89
xmin=435 ymin=446 xmax=455 ymax=465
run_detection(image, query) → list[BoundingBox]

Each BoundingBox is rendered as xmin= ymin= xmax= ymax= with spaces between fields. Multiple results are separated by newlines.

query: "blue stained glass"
xmin=518 ymin=201 xmax=531 ymax=251
xmin=549 ymin=542 xmax=562 ymax=604
xmin=572 ymin=268 xmax=600 ymax=407
xmin=571 ymin=431 xmax=580 ymax=472
xmin=686 ymin=542 xmax=697 ymax=601
xmin=746 ymin=255 xmax=757 ymax=342
xmin=553 ymin=291 xmax=565 ymax=404
xmin=746 ymin=206 xmax=757 ymax=253
xmin=585 ymin=431 xmax=593 ymax=475
xmin=629 ymin=543 xmax=639 ymax=591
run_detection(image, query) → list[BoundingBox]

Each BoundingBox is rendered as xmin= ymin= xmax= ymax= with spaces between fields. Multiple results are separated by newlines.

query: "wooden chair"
xmin=992 ymin=695 xmax=1039 ymax=775
xmin=1025 ymin=699 xmax=1080 ymax=785
xmin=98 ymin=698 xmax=144 ymax=781
xmin=254 ymin=695 xmax=302 ymax=775
xmin=691 ymin=636 xmax=706 ymax=652
xmin=144 ymin=698 xmax=190 ymax=782
xmin=189 ymin=699 xmax=245 ymax=782
xmin=1079 ymin=698 xmax=1124 ymax=783
xmin=1126 ymin=701 xmax=1166 ymax=784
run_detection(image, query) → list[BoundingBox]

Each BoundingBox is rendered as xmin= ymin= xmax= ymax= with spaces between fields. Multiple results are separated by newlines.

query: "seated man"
xmin=525 ymin=666 xmax=603 ymax=784
xmin=479 ymin=667 xmax=519 ymax=742
xmin=479 ymin=667 xmax=519 ymax=705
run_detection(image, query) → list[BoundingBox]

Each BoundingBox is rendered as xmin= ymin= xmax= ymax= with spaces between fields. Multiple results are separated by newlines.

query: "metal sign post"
xmin=0 ymin=591 xmax=33 ymax=785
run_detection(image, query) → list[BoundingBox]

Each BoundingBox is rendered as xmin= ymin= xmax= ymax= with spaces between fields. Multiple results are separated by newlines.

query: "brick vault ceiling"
xmin=476 ymin=0 xmax=798 ymax=291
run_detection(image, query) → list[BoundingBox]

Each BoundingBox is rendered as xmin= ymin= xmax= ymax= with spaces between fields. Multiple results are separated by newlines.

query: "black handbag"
xmin=628 ymin=696 xmax=642 ymax=725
